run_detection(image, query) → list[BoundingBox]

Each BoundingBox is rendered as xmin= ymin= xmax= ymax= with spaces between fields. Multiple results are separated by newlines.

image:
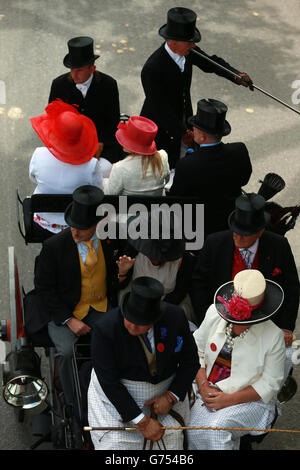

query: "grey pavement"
xmin=0 ymin=0 xmax=299 ymax=451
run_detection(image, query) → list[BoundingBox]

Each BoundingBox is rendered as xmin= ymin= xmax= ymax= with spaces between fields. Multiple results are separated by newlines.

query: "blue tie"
xmin=241 ymin=249 xmax=251 ymax=268
xmin=141 ymin=333 xmax=152 ymax=353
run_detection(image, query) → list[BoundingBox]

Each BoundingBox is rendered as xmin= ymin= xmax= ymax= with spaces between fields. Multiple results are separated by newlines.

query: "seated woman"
xmin=112 ymin=211 xmax=196 ymax=325
xmin=29 ymin=99 xmax=107 ymax=237
xmin=187 ymin=269 xmax=286 ymax=450
xmin=103 ymin=115 xmax=170 ymax=196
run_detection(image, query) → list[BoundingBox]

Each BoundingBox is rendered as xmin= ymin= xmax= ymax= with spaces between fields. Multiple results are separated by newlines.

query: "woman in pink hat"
xmin=103 ymin=116 xmax=170 ymax=196
xmin=29 ymin=99 xmax=110 ymax=235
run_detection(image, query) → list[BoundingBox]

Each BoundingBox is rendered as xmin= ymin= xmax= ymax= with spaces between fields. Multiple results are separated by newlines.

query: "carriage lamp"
xmin=2 ymin=339 xmax=48 ymax=409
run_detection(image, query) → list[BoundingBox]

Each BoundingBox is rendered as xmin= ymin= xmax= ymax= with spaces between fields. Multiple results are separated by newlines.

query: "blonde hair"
xmin=125 ymin=149 xmax=164 ymax=179
xmin=141 ymin=151 xmax=163 ymax=179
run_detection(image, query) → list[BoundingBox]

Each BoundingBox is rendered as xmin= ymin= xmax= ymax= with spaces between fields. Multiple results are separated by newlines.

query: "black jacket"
xmin=91 ymin=305 xmax=199 ymax=422
xmin=49 ymin=71 xmax=122 ymax=163
xmin=140 ymin=43 xmax=241 ymax=167
xmin=25 ymin=228 xmax=119 ymax=334
xmin=170 ymin=142 xmax=252 ymax=237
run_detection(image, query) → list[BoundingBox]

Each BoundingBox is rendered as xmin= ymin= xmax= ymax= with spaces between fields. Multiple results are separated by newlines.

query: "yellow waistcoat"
xmin=73 ymin=240 xmax=107 ymax=320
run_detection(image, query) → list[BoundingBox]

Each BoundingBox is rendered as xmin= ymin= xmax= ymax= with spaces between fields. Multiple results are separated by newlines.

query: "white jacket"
xmin=194 ymin=305 xmax=285 ymax=403
xmin=103 ymin=149 xmax=170 ymax=196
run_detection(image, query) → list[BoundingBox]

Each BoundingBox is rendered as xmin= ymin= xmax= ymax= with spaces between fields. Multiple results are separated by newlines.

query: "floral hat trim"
xmin=217 ymin=294 xmax=264 ymax=321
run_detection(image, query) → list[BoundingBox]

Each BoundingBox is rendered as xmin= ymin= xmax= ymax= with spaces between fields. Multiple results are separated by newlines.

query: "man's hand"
xmin=94 ymin=142 xmax=104 ymax=159
xmin=235 ymin=73 xmax=254 ymax=91
xmin=145 ymin=391 xmax=177 ymax=415
xmin=137 ymin=415 xmax=164 ymax=442
xmin=182 ymin=129 xmax=194 ymax=146
xmin=66 ymin=317 xmax=91 ymax=336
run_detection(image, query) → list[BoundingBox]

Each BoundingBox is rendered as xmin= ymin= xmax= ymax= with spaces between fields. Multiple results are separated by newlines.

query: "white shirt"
xmin=29 ymin=147 xmax=103 ymax=230
xmin=75 ymin=73 xmax=93 ymax=98
xmin=164 ymin=42 xmax=186 ymax=72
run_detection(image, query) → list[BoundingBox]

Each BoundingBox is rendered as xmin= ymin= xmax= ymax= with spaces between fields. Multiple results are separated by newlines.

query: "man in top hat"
xmin=87 ymin=276 xmax=199 ymax=450
xmin=190 ymin=193 xmax=300 ymax=345
xmin=26 ymin=185 xmax=120 ymax=406
xmin=48 ymin=36 xmax=122 ymax=163
xmin=140 ymin=7 xmax=253 ymax=169
xmin=170 ymin=98 xmax=252 ymax=238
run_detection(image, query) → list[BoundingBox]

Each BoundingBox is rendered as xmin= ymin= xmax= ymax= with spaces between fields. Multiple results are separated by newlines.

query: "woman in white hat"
xmin=187 ymin=269 xmax=286 ymax=450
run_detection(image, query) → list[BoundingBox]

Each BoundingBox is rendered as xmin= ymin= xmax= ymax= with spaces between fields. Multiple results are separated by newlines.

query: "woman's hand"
xmin=116 ymin=255 xmax=135 ymax=276
xmin=204 ymin=390 xmax=231 ymax=411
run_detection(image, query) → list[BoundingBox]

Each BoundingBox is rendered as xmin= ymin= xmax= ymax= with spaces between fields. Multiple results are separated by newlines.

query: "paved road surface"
xmin=0 ymin=0 xmax=299 ymax=451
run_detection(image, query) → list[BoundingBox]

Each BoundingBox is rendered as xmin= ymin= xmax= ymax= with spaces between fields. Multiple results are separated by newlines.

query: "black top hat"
xmin=228 ymin=193 xmax=271 ymax=236
xmin=214 ymin=270 xmax=284 ymax=325
xmin=63 ymin=36 xmax=99 ymax=69
xmin=188 ymin=99 xmax=231 ymax=137
xmin=64 ymin=185 xmax=104 ymax=230
xmin=120 ymin=277 xmax=165 ymax=326
xmin=159 ymin=7 xmax=201 ymax=43
xmin=127 ymin=210 xmax=185 ymax=262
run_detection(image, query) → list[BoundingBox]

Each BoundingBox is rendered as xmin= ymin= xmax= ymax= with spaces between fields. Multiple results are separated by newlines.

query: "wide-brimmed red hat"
xmin=30 ymin=99 xmax=98 ymax=165
xmin=115 ymin=116 xmax=157 ymax=155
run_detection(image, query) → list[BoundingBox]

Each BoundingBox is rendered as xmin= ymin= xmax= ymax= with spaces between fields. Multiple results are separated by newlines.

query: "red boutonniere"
xmin=272 ymin=267 xmax=282 ymax=277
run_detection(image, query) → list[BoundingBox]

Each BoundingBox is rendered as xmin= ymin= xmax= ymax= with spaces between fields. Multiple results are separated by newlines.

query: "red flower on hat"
xmin=157 ymin=343 xmax=165 ymax=353
xmin=272 ymin=267 xmax=282 ymax=277
xmin=217 ymin=295 xmax=252 ymax=321
xmin=210 ymin=343 xmax=217 ymax=351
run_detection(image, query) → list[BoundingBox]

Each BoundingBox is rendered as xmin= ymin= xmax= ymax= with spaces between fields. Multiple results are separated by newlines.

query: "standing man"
xmin=88 ymin=276 xmax=199 ymax=450
xmin=170 ymin=99 xmax=252 ymax=238
xmin=140 ymin=7 xmax=253 ymax=169
xmin=49 ymin=36 xmax=122 ymax=163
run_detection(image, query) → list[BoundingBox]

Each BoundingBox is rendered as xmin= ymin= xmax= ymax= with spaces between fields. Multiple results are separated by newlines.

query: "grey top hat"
xmin=159 ymin=7 xmax=201 ymax=43
xmin=64 ymin=185 xmax=104 ymax=230
xmin=120 ymin=277 xmax=166 ymax=326
xmin=188 ymin=99 xmax=231 ymax=137
xmin=63 ymin=36 xmax=99 ymax=68
xmin=228 ymin=193 xmax=271 ymax=236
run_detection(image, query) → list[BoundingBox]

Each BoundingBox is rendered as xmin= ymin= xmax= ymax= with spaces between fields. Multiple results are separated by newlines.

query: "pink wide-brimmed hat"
xmin=115 ymin=116 xmax=158 ymax=155
xmin=30 ymin=99 xmax=98 ymax=165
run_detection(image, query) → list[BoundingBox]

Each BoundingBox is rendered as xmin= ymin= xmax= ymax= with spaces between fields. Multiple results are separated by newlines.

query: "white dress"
xmin=103 ymin=150 xmax=170 ymax=196
xmin=29 ymin=147 xmax=104 ymax=232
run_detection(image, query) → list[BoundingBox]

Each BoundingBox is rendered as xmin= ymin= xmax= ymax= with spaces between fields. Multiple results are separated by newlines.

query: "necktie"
xmin=241 ymin=249 xmax=251 ymax=268
xmin=83 ymin=240 xmax=97 ymax=270
xmin=141 ymin=333 xmax=152 ymax=353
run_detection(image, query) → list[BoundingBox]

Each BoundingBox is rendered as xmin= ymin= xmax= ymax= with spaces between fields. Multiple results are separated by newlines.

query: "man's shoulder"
xmin=51 ymin=72 xmax=71 ymax=85
xmin=93 ymin=70 xmax=118 ymax=87
xmin=43 ymin=227 xmax=72 ymax=249
xmin=142 ymin=44 xmax=166 ymax=67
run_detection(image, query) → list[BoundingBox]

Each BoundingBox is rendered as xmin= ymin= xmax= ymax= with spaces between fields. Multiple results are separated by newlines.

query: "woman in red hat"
xmin=103 ymin=116 xmax=170 ymax=196
xmin=29 ymin=99 xmax=110 ymax=235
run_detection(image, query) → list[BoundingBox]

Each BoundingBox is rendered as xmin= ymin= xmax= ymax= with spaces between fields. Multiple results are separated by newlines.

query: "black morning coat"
xmin=140 ymin=43 xmax=241 ymax=167
xmin=91 ymin=304 xmax=200 ymax=422
xmin=25 ymin=228 xmax=119 ymax=336
xmin=169 ymin=142 xmax=252 ymax=238
xmin=49 ymin=71 xmax=122 ymax=163
xmin=190 ymin=229 xmax=300 ymax=328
